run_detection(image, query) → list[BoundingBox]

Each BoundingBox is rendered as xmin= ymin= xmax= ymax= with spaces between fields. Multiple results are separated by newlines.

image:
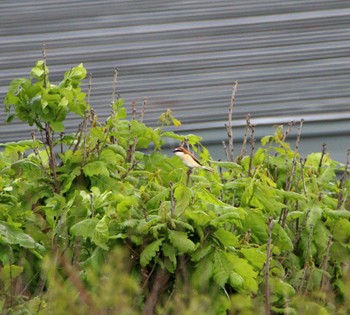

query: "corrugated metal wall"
xmin=1 ymin=1 xmax=350 ymax=161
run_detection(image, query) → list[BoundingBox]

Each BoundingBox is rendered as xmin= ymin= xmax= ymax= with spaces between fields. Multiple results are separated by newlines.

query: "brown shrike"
xmin=173 ymin=147 xmax=214 ymax=173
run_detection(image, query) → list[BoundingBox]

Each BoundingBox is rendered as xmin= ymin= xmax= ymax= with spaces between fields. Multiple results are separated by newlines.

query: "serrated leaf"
xmin=273 ymin=222 xmax=293 ymax=252
xmin=191 ymin=244 xmax=213 ymax=262
xmin=213 ymin=228 xmax=239 ymax=247
xmin=228 ymin=253 xmax=258 ymax=293
xmin=192 ymin=256 xmax=213 ymax=289
xmin=240 ymin=247 xmax=266 ymax=270
xmin=162 ymin=242 xmax=177 ymax=272
xmin=140 ymin=238 xmax=164 ymax=266
xmin=213 ymin=251 xmax=232 ymax=287
xmin=168 ymin=230 xmax=196 ymax=254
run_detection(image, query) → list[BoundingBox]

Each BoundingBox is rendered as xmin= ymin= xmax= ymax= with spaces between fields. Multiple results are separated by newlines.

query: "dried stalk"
xmin=225 ymin=81 xmax=238 ymax=162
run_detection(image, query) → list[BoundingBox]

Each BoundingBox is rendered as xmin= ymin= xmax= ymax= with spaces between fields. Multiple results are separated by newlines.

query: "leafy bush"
xmin=1 ymin=60 xmax=350 ymax=315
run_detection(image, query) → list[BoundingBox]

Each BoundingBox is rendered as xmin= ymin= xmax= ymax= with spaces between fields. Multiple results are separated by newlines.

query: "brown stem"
xmin=143 ymin=269 xmax=170 ymax=315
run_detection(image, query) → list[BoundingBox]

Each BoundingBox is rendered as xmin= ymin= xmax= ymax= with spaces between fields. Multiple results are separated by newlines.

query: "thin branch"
xmin=248 ymin=124 xmax=256 ymax=177
xmin=318 ymin=143 xmax=327 ymax=169
xmin=225 ymin=81 xmax=238 ymax=162
xmin=222 ymin=141 xmax=229 ymax=160
xmin=140 ymin=97 xmax=147 ymax=123
xmin=337 ymin=148 xmax=350 ymax=209
xmin=237 ymin=113 xmax=251 ymax=163
xmin=41 ymin=43 xmax=48 ymax=89
xmin=131 ymin=101 xmax=137 ymax=120
xmin=111 ymin=67 xmax=119 ymax=110
xmin=320 ymin=235 xmax=333 ymax=291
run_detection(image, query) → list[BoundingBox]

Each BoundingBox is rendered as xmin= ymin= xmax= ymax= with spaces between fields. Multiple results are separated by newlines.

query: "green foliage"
xmin=1 ymin=61 xmax=350 ymax=314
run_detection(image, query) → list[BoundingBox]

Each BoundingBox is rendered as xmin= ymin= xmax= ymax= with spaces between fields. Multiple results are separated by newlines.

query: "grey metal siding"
xmin=1 ymin=1 xmax=350 ymax=161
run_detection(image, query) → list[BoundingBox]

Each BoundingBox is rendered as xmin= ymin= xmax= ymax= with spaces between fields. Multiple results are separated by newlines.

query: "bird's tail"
xmin=201 ymin=166 xmax=214 ymax=173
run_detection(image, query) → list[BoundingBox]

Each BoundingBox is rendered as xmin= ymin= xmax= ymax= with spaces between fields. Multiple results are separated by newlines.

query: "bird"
xmin=173 ymin=147 xmax=214 ymax=173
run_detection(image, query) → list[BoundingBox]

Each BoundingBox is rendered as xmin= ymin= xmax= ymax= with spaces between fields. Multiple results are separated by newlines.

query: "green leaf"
xmin=213 ymin=228 xmax=239 ymax=247
xmin=191 ymin=244 xmax=213 ymax=262
xmin=92 ymin=216 xmax=109 ymax=250
xmin=174 ymin=184 xmax=191 ymax=214
xmin=192 ymin=256 xmax=213 ymax=289
xmin=162 ymin=242 xmax=177 ymax=272
xmin=168 ymin=230 xmax=196 ymax=254
xmin=240 ymin=247 xmax=266 ymax=270
xmin=70 ymin=218 xmax=99 ymax=238
xmin=0 ymin=265 xmax=23 ymax=288
xmin=83 ymin=161 xmax=110 ymax=177
xmin=50 ymin=121 xmax=65 ymax=132
xmin=140 ymin=238 xmax=164 ymax=266
xmin=212 ymin=251 xmax=232 ymax=287
xmin=228 ymin=253 xmax=258 ymax=293
xmin=273 ymin=222 xmax=293 ymax=252
xmin=0 ymin=221 xmax=37 ymax=248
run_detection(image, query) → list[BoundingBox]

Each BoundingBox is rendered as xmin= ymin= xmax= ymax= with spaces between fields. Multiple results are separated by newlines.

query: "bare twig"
xmin=225 ymin=81 xmax=238 ymax=162
xmin=140 ymin=97 xmax=147 ymax=123
xmin=31 ymin=131 xmax=48 ymax=175
xmin=337 ymin=148 xmax=350 ymax=209
xmin=131 ymin=101 xmax=137 ymax=120
xmin=237 ymin=113 xmax=251 ymax=163
xmin=320 ymin=235 xmax=333 ymax=291
xmin=248 ymin=124 xmax=256 ymax=177
xmin=222 ymin=141 xmax=229 ymax=160
xmin=111 ymin=67 xmax=119 ymax=110
xmin=282 ymin=121 xmax=295 ymax=142
xmin=265 ymin=216 xmax=274 ymax=315
xmin=41 ymin=43 xmax=48 ymax=89
xmin=318 ymin=143 xmax=327 ymax=169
